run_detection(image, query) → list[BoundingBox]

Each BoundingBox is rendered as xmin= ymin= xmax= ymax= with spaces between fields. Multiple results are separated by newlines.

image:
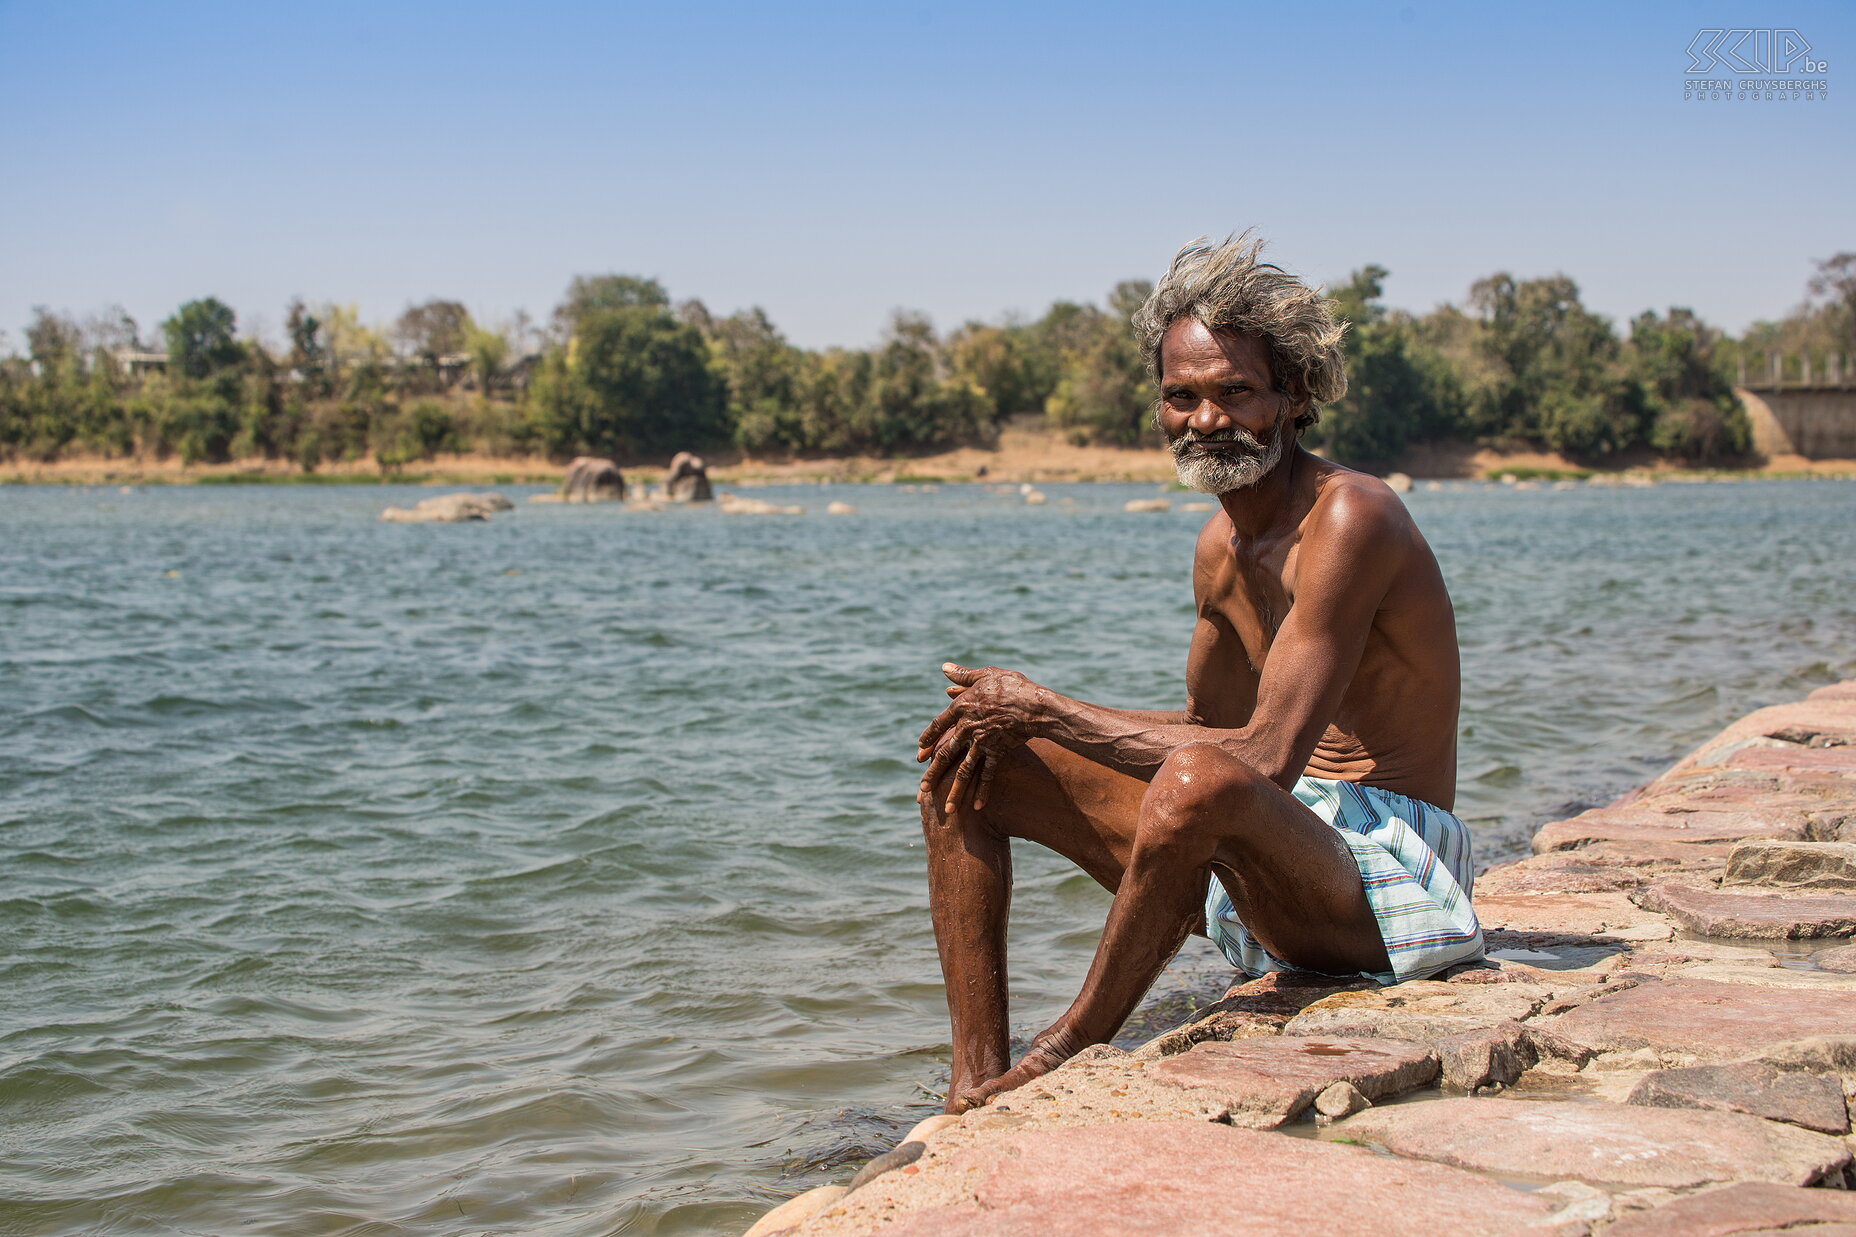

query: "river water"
xmin=3 ymin=478 xmax=1853 ymax=1235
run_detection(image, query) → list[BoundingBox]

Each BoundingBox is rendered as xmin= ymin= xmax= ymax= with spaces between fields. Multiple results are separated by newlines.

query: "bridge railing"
xmin=1738 ymin=351 xmax=1855 ymax=390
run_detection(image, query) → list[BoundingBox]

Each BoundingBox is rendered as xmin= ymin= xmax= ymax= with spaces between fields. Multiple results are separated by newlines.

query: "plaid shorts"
xmin=1204 ymin=775 xmax=1484 ymax=986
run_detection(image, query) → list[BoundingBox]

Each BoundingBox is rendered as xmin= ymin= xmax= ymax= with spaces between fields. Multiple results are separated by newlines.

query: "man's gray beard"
xmin=1168 ymin=425 xmax=1284 ymax=494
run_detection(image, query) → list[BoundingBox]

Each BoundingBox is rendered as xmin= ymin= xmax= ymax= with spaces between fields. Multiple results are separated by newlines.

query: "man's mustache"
xmin=1173 ymin=428 xmax=1268 ymax=454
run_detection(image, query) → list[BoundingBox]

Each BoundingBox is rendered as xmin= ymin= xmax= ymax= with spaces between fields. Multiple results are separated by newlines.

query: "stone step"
xmin=812 ymin=1121 xmax=1571 ymax=1237
xmin=1601 ymin=1180 xmax=1856 ymax=1237
xmin=1635 ymin=879 xmax=1856 ymax=938
xmin=1537 ymin=977 xmax=1856 ymax=1063
xmin=1334 ymin=1096 xmax=1851 ymax=1189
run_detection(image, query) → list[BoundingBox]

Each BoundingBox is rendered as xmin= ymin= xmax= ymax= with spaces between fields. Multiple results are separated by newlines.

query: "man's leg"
xmin=921 ymin=738 xmax=1148 ymax=1111
xmin=955 ymin=742 xmax=1389 ymax=1109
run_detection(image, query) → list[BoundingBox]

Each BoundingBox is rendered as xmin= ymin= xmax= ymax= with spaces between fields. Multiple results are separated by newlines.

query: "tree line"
xmin=3 ymin=256 xmax=1851 ymax=470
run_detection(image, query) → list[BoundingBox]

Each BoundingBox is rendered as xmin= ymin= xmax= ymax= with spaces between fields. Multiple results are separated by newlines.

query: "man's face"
xmin=1155 ymin=320 xmax=1299 ymax=494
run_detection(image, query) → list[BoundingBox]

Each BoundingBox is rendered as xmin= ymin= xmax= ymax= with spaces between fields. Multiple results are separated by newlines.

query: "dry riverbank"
xmin=740 ymin=682 xmax=1856 ymax=1237
xmin=7 ymin=428 xmax=1855 ymax=487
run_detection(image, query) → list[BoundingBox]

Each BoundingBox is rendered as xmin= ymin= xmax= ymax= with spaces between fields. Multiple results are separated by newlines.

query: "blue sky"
xmin=1 ymin=0 xmax=1849 ymax=350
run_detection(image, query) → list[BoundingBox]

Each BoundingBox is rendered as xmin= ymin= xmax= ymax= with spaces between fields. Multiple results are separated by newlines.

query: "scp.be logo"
xmin=1686 ymin=29 xmax=1826 ymax=74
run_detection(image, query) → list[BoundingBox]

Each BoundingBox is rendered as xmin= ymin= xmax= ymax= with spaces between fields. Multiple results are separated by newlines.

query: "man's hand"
xmin=916 ymin=663 xmax=1045 ymax=814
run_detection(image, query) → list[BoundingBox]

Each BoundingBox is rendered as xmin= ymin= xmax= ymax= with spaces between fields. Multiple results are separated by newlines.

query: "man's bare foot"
xmin=948 ymin=1023 xmax=1091 ymax=1112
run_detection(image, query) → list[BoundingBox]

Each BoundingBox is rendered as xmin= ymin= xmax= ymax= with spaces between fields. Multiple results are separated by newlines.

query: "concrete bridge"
xmin=1736 ymin=352 xmax=1856 ymax=459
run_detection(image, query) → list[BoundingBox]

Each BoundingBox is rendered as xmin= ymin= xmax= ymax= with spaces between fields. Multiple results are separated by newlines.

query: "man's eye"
xmin=1223 ymin=385 xmax=1248 ymax=397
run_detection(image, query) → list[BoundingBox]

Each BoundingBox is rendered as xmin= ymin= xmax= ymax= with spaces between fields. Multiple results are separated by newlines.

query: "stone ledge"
xmin=1335 ymin=1096 xmax=1852 ymax=1189
xmin=740 ymin=680 xmax=1856 ymax=1237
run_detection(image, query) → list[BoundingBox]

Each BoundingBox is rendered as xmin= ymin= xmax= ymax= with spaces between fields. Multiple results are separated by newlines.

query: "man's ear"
xmin=1279 ymin=373 xmax=1312 ymax=424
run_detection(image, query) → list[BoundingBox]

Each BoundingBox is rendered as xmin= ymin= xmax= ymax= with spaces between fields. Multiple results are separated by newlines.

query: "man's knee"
xmin=920 ymin=771 xmax=998 ymax=845
xmin=1137 ymin=743 xmax=1270 ymax=856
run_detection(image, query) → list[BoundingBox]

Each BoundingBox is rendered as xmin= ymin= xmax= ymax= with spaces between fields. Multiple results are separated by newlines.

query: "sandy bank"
xmin=740 ymin=681 xmax=1856 ymax=1236
xmin=7 ymin=429 xmax=1855 ymax=487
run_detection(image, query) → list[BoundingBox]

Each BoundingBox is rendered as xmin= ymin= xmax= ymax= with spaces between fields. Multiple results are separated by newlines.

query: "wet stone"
xmin=1740 ymin=1036 xmax=1856 ymax=1081
xmin=1431 ymin=1021 xmax=1537 ymax=1093
xmin=1481 ymin=930 xmax=1632 ymax=971
xmin=1600 ymin=1180 xmax=1856 ymax=1237
xmin=1284 ymin=980 xmax=1558 ymax=1041
xmin=851 ymin=1122 xmax=1565 ymax=1237
xmin=1635 ymin=879 xmax=1856 ymax=939
xmin=743 ymin=1184 xmax=846 ymax=1237
xmin=1817 ymin=942 xmax=1856 ymax=973
xmin=1730 ymin=746 xmax=1856 ymax=776
xmin=1131 ymin=973 xmax=1379 ymax=1061
xmin=1335 ymin=1096 xmax=1852 ymax=1189
xmin=1148 ymin=1036 xmax=1437 ymax=1128
xmin=1216 ymin=970 xmax=1385 ymax=1015
xmin=1627 ymin=1063 xmax=1850 ymax=1135
xmin=1637 ymin=769 xmax=1784 ymax=802
xmin=1766 ymin=725 xmax=1856 ymax=748
xmin=1533 ymin=806 xmax=1810 ymax=854
xmin=1476 ymin=856 xmax=1658 ymax=896
xmin=1313 ymin=1080 xmax=1369 ymax=1119
xmin=846 ymin=1140 xmax=926 ymax=1192
xmin=1658 ymin=964 xmax=1856 ymax=994
xmin=1128 ymin=1009 xmax=1283 ymax=1060
xmin=1474 ymin=891 xmax=1674 ymax=941
xmin=1725 ymin=841 xmax=1856 ymax=891
xmin=1540 ymin=978 xmax=1856 ymax=1064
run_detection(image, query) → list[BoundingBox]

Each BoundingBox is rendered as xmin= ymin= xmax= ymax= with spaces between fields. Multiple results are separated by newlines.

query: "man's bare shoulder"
xmin=1190 ymin=504 xmax=1235 ymax=593
xmin=1302 ymin=458 xmax=1418 ymax=555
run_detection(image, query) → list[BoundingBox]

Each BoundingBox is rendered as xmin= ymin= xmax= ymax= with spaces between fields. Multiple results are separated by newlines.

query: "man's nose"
xmin=1188 ymin=400 xmax=1233 ymax=433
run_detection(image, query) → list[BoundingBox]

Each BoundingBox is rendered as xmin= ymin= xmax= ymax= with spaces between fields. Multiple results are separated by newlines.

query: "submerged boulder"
xmin=664 ymin=452 xmax=713 ymax=502
xmin=380 ymin=492 xmax=511 ymax=523
xmin=558 ymin=457 xmax=626 ymax=503
xmin=717 ymin=492 xmax=803 ymax=515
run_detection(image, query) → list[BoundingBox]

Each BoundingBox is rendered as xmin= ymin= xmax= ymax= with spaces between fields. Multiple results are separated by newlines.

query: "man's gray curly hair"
xmin=1133 ymin=232 xmax=1348 ymax=430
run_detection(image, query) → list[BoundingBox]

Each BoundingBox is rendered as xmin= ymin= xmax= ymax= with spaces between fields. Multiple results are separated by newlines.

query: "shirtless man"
xmin=915 ymin=234 xmax=1483 ymax=1114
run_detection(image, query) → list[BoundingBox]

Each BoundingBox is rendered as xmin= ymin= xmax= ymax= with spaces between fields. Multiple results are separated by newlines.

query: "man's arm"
xmin=920 ymin=483 xmax=1411 ymax=798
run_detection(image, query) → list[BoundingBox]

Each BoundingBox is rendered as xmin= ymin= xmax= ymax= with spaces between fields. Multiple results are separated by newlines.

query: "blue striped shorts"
xmin=1203 ymin=775 xmax=1484 ymax=986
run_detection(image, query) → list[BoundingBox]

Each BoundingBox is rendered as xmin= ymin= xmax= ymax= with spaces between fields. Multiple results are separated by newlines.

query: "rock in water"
xmin=1384 ymin=472 xmax=1414 ymax=493
xmin=380 ymin=492 xmax=510 ymax=522
xmin=664 ymin=452 xmax=713 ymax=502
xmin=1124 ymin=498 xmax=1171 ymax=513
xmin=558 ymin=457 xmax=626 ymax=503
xmin=717 ymin=492 xmax=804 ymax=515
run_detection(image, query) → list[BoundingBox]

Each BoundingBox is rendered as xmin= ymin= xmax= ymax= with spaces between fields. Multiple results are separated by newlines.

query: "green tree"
xmin=946 ymin=322 xmax=1037 ymax=422
xmin=161 ymin=298 xmax=243 ymax=381
xmin=794 ymin=347 xmax=872 ymax=452
xmin=1040 ymin=287 xmax=1151 ymax=445
xmin=26 ymin=308 xmax=83 ymax=376
xmin=464 ymin=323 xmax=509 ymax=396
xmin=530 ymin=300 xmax=724 ymax=457
xmin=394 ymin=299 xmax=472 ymax=365
xmin=1467 ymin=274 xmax=1640 ymax=457
xmin=1807 ymin=253 xmax=1856 ymax=353
xmin=553 ymin=275 xmax=670 ymax=337
xmin=1628 ymin=308 xmax=1749 ymax=462
xmin=706 ymin=307 xmax=805 ymax=453
xmin=1307 ymin=266 xmax=1463 ymax=462
xmin=285 ymin=299 xmax=329 ymax=397
xmin=850 ymin=311 xmax=988 ymax=452
xmin=1045 ymin=322 xmax=1148 ymax=445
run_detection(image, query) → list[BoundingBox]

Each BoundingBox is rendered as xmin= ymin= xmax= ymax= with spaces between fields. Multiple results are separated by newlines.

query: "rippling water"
xmin=3 ymin=478 xmax=1853 ymax=1235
